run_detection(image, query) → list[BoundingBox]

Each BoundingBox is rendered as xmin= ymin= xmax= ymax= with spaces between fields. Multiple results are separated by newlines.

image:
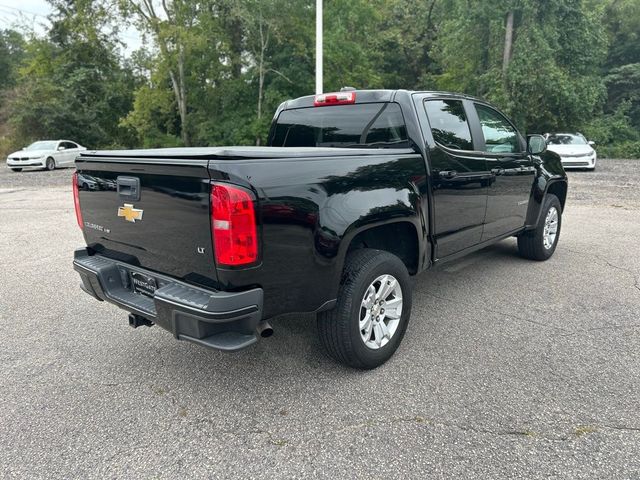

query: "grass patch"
xmin=574 ymin=425 xmax=597 ymax=436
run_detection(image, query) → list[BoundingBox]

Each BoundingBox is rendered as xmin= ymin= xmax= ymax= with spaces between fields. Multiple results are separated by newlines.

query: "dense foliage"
xmin=1 ymin=0 xmax=639 ymax=158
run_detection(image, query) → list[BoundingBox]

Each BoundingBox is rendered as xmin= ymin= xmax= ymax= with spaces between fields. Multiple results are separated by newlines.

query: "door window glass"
xmin=424 ymin=99 xmax=474 ymax=151
xmin=475 ymin=104 xmax=520 ymax=153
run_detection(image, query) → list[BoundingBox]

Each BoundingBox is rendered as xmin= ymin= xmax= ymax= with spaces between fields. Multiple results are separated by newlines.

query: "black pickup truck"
xmin=72 ymin=89 xmax=567 ymax=368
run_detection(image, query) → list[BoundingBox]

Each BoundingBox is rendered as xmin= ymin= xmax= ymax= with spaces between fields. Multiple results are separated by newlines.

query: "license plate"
xmin=130 ymin=271 xmax=157 ymax=297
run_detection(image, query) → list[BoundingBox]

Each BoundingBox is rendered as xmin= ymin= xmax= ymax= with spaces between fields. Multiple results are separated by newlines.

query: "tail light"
xmin=72 ymin=171 xmax=83 ymax=229
xmin=314 ymin=91 xmax=356 ymax=106
xmin=211 ymin=183 xmax=258 ymax=266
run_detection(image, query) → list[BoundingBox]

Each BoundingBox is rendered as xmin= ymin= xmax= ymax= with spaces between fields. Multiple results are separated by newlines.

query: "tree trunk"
xmin=256 ymin=65 xmax=264 ymax=146
xmin=129 ymin=0 xmax=191 ymax=146
xmin=177 ymin=45 xmax=190 ymax=146
xmin=229 ymin=18 xmax=243 ymax=79
xmin=503 ymin=10 xmax=514 ymax=74
xmin=167 ymin=53 xmax=189 ymax=146
xmin=255 ymin=21 xmax=268 ymax=146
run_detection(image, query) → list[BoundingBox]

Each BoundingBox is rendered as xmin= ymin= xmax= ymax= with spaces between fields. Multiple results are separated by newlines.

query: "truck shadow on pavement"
xmin=137 ymin=238 xmax=534 ymax=383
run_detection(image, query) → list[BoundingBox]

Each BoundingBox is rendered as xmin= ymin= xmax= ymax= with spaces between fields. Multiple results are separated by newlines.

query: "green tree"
xmin=3 ymin=0 xmax=638 ymax=158
xmin=0 ymin=29 xmax=27 ymax=158
xmin=376 ymin=0 xmax=440 ymax=89
xmin=581 ymin=0 xmax=640 ymax=155
xmin=8 ymin=0 xmax=137 ymax=149
xmin=432 ymin=0 xmax=607 ymax=133
xmin=0 ymin=30 xmax=26 ymax=91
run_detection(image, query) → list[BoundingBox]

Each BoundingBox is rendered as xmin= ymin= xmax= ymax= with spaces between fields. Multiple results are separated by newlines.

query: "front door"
xmin=472 ymin=103 xmax=536 ymax=240
xmin=421 ymin=98 xmax=491 ymax=259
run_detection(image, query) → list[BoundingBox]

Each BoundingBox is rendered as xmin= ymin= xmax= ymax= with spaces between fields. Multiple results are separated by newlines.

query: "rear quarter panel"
xmin=210 ymin=153 xmax=428 ymax=318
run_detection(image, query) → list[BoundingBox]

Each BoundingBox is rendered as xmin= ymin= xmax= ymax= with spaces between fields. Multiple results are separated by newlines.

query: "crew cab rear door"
xmin=414 ymin=94 xmax=491 ymax=259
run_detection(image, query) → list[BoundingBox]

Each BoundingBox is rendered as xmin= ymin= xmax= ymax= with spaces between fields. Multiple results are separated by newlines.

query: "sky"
xmin=0 ymin=0 xmax=143 ymax=54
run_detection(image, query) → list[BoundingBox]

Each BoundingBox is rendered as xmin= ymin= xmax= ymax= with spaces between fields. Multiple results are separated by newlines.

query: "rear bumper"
xmin=73 ymin=248 xmax=263 ymax=351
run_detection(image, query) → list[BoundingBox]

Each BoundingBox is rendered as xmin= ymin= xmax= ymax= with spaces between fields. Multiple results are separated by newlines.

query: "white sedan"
xmin=6 ymin=140 xmax=86 ymax=172
xmin=545 ymin=133 xmax=597 ymax=170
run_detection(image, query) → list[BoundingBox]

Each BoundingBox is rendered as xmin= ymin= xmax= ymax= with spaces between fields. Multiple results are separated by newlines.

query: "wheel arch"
xmin=525 ymin=178 xmax=568 ymax=228
xmin=342 ymin=220 xmax=422 ymax=276
xmin=547 ymin=181 xmax=567 ymax=211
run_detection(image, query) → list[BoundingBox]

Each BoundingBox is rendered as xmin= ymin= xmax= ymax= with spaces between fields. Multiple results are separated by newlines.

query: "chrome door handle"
xmin=440 ymin=170 xmax=458 ymax=179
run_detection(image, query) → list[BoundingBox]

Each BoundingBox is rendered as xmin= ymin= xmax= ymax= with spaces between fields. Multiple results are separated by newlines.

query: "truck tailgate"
xmin=75 ymin=156 xmax=217 ymax=285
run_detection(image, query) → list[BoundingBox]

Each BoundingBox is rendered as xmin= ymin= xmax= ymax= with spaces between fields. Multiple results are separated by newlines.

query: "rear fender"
xmin=323 ymin=185 xmax=426 ymax=299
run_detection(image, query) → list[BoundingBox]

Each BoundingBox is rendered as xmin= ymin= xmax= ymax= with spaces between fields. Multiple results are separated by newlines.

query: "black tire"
xmin=517 ymin=194 xmax=562 ymax=261
xmin=10 ymin=168 xmax=22 ymax=172
xmin=317 ymin=249 xmax=412 ymax=369
xmin=45 ymin=157 xmax=55 ymax=170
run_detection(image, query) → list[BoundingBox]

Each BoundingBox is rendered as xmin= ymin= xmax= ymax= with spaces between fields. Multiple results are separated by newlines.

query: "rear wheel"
xmin=517 ymin=194 xmax=562 ymax=261
xmin=46 ymin=157 xmax=55 ymax=170
xmin=317 ymin=249 xmax=412 ymax=369
xmin=10 ymin=168 xmax=22 ymax=172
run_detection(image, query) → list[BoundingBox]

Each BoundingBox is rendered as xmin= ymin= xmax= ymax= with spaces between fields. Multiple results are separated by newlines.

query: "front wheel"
xmin=45 ymin=157 xmax=55 ymax=170
xmin=517 ymin=194 xmax=562 ymax=261
xmin=317 ymin=249 xmax=412 ymax=369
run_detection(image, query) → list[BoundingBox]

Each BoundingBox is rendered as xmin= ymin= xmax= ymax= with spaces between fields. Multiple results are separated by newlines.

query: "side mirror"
xmin=58 ymin=146 xmax=65 ymax=151
xmin=527 ymin=135 xmax=547 ymax=155
xmin=588 ymin=140 xmax=596 ymax=147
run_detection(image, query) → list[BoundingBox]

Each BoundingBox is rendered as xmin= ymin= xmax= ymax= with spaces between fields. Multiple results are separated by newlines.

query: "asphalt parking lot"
xmin=1 ymin=160 xmax=639 ymax=479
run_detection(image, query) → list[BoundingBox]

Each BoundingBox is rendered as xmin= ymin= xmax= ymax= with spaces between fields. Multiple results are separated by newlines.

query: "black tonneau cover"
xmin=79 ymin=146 xmax=415 ymax=160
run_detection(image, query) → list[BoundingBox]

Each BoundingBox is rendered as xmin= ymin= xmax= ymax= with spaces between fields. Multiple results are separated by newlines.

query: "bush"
xmin=0 ymin=134 xmax=20 ymax=163
xmin=581 ymin=101 xmax=640 ymax=158
xmin=598 ymin=141 xmax=640 ymax=159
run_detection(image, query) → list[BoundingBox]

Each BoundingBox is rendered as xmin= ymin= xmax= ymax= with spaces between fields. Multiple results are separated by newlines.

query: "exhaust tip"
xmin=257 ymin=321 xmax=274 ymax=338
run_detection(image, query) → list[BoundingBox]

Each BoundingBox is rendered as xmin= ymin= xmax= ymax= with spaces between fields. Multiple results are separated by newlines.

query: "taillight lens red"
xmin=211 ymin=183 xmax=258 ymax=266
xmin=72 ymin=171 xmax=83 ymax=229
xmin=314 ymin=91 xmax=356 ymax=106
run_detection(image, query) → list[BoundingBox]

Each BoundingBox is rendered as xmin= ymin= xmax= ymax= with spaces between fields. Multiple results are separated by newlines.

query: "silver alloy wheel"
xmin=359 ymin=274 xmax=403 ymax=350
xmin=46 ymin=158 xmax=55 ymax=170
xmin=543 ymin=206 xmax=559 ymax=249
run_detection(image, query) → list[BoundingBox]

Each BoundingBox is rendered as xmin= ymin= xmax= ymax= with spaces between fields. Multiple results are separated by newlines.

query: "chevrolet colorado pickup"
xmin=72 ymin=89 xmax=567 ymax=369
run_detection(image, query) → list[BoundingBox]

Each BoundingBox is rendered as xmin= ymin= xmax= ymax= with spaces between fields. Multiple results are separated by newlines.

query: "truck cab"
xmin=73 ymin=89 xmax=567 ymax=369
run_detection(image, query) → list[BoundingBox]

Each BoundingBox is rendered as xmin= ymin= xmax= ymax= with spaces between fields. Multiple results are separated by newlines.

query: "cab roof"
xmin=282 ymin=89 xmax=486 ymax=110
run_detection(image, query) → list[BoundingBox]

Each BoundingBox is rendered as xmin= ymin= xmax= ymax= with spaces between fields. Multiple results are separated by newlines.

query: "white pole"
xmin=315 ymin=0 xmax=323 ymax=95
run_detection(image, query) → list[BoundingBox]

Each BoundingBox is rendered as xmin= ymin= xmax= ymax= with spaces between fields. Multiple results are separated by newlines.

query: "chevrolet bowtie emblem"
xmin=117 ymin=203 xmax=144 ymax=223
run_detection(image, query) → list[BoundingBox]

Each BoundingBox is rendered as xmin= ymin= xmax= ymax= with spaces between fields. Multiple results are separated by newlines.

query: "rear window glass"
xmin=424 ymin=99 xmax=474 ymax=151
xmin=270 ymin=103 xmax=409 ymax=148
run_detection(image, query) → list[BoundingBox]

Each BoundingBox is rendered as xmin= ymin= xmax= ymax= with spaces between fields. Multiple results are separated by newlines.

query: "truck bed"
xmin=75 ymin=148 xmax=428 ymax=319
